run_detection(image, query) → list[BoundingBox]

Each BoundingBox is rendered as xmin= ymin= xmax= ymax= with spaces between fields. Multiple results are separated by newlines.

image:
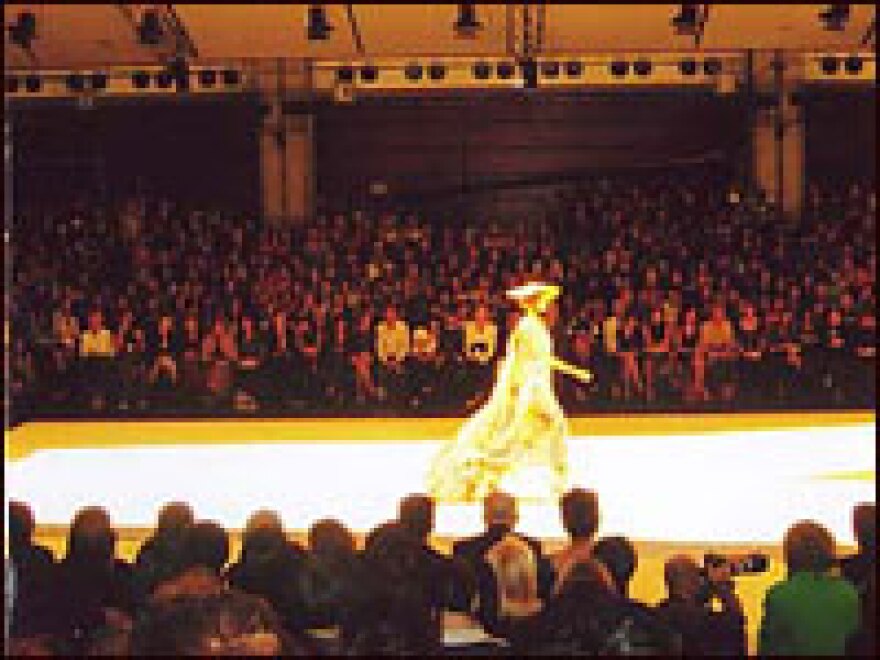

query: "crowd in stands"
xmin=6 ymin=495 xmax=875 ymax=655
xmin=7 ymin=173 xmax=876 ymax=420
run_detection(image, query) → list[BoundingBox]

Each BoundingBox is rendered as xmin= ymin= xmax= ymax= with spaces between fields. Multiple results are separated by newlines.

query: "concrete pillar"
xmin=258 ymin=100 xmax=315 ymax=225
xmin=750 ymin=51 xmax=804 ymax=219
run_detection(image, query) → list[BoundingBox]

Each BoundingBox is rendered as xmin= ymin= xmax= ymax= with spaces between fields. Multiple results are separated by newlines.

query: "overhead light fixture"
xmin=454 ymin=4 xmax=483 ymax=37
xmin=8 ymin=11 xmax=37 ymax=50
xmin=819 ymin=55 xmax=840 ymax=74
xmin=819 ymin=4 xmax=850 ymax=31
xmin=132 ymin=70 xmax=151 ymax=89
xmin=198 ymin=69 xmax=217 ymax=87
xmin=360 ymin=65 xmax=379 ymax=83
xmin=497 ymin=61 xmax=515 ymax=79
xmin=671 ymin=4 xmax=699 ymax=33
xmin=66 ymin=73 xmax=86 ymax=92
xmin=137 ymin=9 xmax=164 ymax=46
xmin=24 ymin=74 xmax=42 ymax=93
xmin=222 ymin=69 xmax=240 ymax=86
xmin=6 ymin=77 xmax=20 ymax=94
xmin=843 ymin=54 xmax=863 ymax=73
xmin=472 ymin=61 xmax=491 ymax=79
xmin=155 ymin=70 xmax=174 ymax=89
xmin=166 ymin=57 xmax=190 ymax=91
xmin=307 ymin=5 xmax=334 ymax=41
xmin=633 ymin=59 xmax=652 ymax=76
xmin=564 ymin=60 xmax=583 ymax=77
xmin=404 ymin=63 xmax=423 ymax=81
xmin=703 ymin=58 xmax=722 ymax=75
xmin=428 ymin=63 xmax=446 ymax=80
xmin=90 ymin=72 xmax=108 ymax=90
xmin=609 ymin=60 xmax=629 ymax=77
xmin=336 ymin=66 xmax=355 ymax=83
xmin=679 ymin=58 xmax=698 ymax=75
xmin=540 ymin=61 xmax=560 ymax=78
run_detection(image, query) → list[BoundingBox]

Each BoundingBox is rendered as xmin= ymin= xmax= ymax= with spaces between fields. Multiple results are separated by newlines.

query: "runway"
xmin=6 ymin=412 xmax=874 ymax=544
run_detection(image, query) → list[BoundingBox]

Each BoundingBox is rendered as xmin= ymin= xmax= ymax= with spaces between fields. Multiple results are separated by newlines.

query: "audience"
xmin=758 ymin=520 xmax=860 ymax=655
xmin=5 ymin=494 xmax=875 ymax=656
xmin=840 ymin=502 xmax=876 ymax=613
xmin=8 ymin=501 xmax=56 ymax=639
xmin=8 ymin=176 xmax=875 ymax=419
xmin=552 ymin=487 xmax=600 ymax=586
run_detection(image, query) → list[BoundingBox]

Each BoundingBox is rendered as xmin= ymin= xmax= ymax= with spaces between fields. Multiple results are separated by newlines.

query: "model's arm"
xmin=549 ymin=355 xmax=593 ymax=383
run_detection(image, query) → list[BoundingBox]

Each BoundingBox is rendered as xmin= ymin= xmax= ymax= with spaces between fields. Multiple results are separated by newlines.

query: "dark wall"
xmin=803 ymin=88 xmax=875 ymax=183
xmin=11 ymin=97 xmax=261 ymax=211
xmin=316 ymin=92 xmax=748 ymax=201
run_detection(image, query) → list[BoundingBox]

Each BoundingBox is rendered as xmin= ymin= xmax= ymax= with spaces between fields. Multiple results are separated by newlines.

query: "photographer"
xmin=654 ymin=554 xmax=746 ymax=656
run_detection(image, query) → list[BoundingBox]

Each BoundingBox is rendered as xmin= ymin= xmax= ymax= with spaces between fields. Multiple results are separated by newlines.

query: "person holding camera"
xmin=653 ymin=554 xmax=746 ymax=656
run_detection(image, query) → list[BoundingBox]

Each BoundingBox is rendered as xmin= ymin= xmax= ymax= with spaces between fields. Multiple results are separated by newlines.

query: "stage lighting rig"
xmin=307 ymin=5 xmax=334 ymax=41
xmin=672 ymin=4 xmax=709 ymax=45
xmin=8 ymin=11 xmax=36 ymax=49
xmin=454 ymin=4 xmax=483 ymax=38
xmin=137 ymin=9 xmax=164 ymax=45
xmin=818 ymin=4 xmax=850 ymax=31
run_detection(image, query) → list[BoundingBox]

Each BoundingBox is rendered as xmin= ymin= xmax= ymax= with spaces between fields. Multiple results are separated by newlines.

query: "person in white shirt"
xmin=79 ymin=310 xmax=118 ymax=409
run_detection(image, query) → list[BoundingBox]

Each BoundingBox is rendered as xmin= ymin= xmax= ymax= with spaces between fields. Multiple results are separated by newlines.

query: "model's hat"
xmin=506 ymin=281 xmax=561 ymax=310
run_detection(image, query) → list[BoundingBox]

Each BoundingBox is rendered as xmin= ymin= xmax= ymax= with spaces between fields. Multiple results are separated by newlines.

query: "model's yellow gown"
xmin=427 ymin=313 xmax=568 ymax=502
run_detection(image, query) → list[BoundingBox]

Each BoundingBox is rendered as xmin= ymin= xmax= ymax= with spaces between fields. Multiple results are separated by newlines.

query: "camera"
xmin=697 ymin=552 xmax=769 ymax=604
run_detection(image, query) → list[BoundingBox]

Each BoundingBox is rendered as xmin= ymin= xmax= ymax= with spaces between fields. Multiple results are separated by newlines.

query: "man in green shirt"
xmin=759 ymin=520 xmax=860 ymax=655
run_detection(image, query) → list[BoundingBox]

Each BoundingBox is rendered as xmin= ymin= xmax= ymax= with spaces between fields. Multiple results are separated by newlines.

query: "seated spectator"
xmin=655 ymin=554 xmax=746 ymax=656
xmin=343 ymin=522 xmax=442 ymax=655
xmin=396 ymin=493 xmax=475 ymax=613
xmin=152 ymin=520 xmax=230 ymax=602
xmin=8 ymin=501 xmax=56 ymax=638
xmin=133 ymin=501 xmax=194 ymax=604
xmin=552 ymin=488 xmax=600 ymax=587
xmin=297 ymin=518 xmax=360 ymax=631
xmin=759 ymin=520 xmax=860 ymax=655
xmin=840 ymin=502 xmax=876 ymax=610
xmin=78 ymin=310 xmax=118 ymax=410
xmin=484 ymin=534 xmax=544 ymax=633
xmin=845 ymin=570 xmax=875 ymax=656
xmin=225 ymin=509 xmax=307 ymax=634
xmin=129 ymin=590 xmax=304 ymax=655
xmin=463 ymin=304 xmax=499 ymax=406
xmin=698 ymin=303 xmax=739 ymax=401
xmin=49 ymin=506 xmax=135 ymax=653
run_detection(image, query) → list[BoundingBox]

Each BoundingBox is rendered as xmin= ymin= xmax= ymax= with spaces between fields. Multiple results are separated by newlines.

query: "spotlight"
xmin=564 ymin=60 xmax=583 ymax=77
xmin=25 ymin=75 xmax=42 ymax=93
xmin=66 ymin=73 xmax=86 ymax=92
xmin=704 ymin=58 xmax=722 ymax=75
xmin=609 ymin=60 xmax=629 ymax=77
xmin=132 ymin=70 xmax=151 ymax=88
xmin=222 ymin=69 xmax=240 ymax=86
xmin=155 ymin=70 xmax=174 ymax=88
xmin=671 ymin=4 xmax=699 ymax=34
xmin=199 ymin=69 xmax=217 ymax=87
xmin=520 ymin=58 xmax=538 ymax=89
xmin=428 ymin=63 xmax=446 ymax=80
xmin=137 ymin=9 xmax=164 ymax=46
xmin=496 ymin=61 xmax=515 ymax=79
xmin=819 ymin=4 xmax=850 ymax=31
xmin=541 ymin=61 xmax=560 ymax=78
xmin=678 ymin=59 xmax=698 ymax=75
xmin=360 ymin=65 xmax=379 ymax=83
xmin=5 ymin=77 xmax=20 ymax=94
xmin=819 ymin=55 xmax=839 ymax=74
xmin=307 ymin=5 xmax=334 ymax=41
xmin=472 ymin=61 xmax=492 ymax=80
xmin=843 ymin=54 xmax=863 ymax=74
xmin=633 ymin=59 xmax=652 ymax=76
xmin=404 ymin=63 xmax=423 ymax=81
xmin=337 ymin=66 xmax=355 ymax=83
xmin=90 ymin=72 xmax=108 ymax=90
xmin=8 ymin=11 xmax=37 ymax=50
xmin=454 ymin=3 xmax=483 ymax=37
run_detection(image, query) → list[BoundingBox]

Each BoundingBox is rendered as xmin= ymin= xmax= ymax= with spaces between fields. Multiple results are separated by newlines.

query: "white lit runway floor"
xmin=6 ymin=413 xmax=875 ymax=545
